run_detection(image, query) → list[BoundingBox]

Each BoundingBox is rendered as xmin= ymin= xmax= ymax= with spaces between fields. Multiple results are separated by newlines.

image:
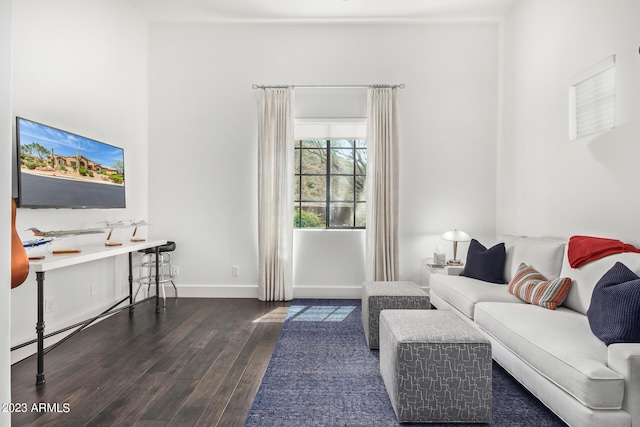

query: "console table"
xmin=11 ymin=239 xmax=167 ymax=386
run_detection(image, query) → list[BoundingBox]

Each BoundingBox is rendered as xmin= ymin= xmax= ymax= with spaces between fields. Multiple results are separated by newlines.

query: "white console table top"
xmin=29 ymin=239 xmax=168 ymax=272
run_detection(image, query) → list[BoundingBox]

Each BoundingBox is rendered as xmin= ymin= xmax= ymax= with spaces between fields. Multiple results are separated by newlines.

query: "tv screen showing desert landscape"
xmin=16 ymin=117 xmax=126 ymax=209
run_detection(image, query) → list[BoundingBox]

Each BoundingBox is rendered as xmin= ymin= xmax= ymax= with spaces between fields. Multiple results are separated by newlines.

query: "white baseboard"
xmin=293 ymin=286 xmax=362 ymax=299
xmin=173 ymin=284 xmax=363 ymax=299
xmin=175 ymin=284 xmax=259 ymax=298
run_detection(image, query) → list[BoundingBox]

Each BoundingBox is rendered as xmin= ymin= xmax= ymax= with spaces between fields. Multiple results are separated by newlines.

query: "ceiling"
xmin=126 ymin=0 xmax=519 ymax=23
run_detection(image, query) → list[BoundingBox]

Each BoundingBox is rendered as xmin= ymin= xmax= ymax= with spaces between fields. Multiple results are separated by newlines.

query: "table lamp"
xmin=441 ymin=229 xmax=471 ymax=265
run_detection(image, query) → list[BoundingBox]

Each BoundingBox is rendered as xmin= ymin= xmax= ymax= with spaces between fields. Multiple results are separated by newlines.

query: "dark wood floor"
xmin=11 ymin=298 xmax=291 ymax=426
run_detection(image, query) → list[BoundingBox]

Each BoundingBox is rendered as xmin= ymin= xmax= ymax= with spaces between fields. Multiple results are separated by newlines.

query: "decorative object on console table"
xmin=99 ymin=220 xmax=149 ymax=245
xmin=11 ymin=198 xmax=29 ymax=288
xmin=52 ymin=249 xmax=81 ymax=255
xmin=441 ymin=229 xmax=471 ymax=265
xmin=27 ymin=226 xmax=105 ymax=238
xmin=26 ymin=226 xmax=104 ymax=254
xmin=104 ymin=228 xmax=123 ymax=246
xmin=130 ymin=220 xmax=148 ymax=242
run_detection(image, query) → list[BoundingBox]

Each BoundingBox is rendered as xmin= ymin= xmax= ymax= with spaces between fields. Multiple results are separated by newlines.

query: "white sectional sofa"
xmin=429 ymin=235 xmax=640 ymax=427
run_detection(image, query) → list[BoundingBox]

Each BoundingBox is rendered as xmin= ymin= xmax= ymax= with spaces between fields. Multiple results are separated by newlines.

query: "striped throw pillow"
xmin=508 ymin=263 xmax=572 ymax=310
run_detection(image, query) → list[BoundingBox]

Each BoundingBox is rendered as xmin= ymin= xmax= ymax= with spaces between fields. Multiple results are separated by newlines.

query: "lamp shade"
xmin=441 ymin=229 xmax=471 ymax=242
xmin=440 ymin=229 xmax=471 ymax=266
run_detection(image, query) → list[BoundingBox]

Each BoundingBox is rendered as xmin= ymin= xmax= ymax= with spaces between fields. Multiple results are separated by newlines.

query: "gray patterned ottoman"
xmin=362 ymin=281 xmax=430 ymax=349
xmin=379 ymin=310 xmax=492 ymax=423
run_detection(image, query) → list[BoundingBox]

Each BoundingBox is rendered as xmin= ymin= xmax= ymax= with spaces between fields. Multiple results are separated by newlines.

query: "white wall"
xmin=499 ymin=0 xmax=640 ymax=242
xmin=148 ymin=22 xmax=498 ymax=297
xmin=1 ymin=0 xmax=13 ymax=421
xmin=10 ymin=0 xmax=148 ymax=362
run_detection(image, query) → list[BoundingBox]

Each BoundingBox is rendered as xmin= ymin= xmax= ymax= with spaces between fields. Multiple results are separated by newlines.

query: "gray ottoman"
xmin=362 ymin=281 xmax=430 ymax=349
xmin=379 ymin=310 xmax=492 ymax=423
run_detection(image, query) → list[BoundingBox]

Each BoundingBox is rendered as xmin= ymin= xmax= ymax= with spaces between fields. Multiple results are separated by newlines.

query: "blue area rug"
xmin=245 ymin=299 xmax=567 ymax=426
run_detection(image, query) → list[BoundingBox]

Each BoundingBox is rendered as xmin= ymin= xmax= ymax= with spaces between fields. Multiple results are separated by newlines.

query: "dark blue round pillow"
xmin=587 ymin=262 xmax=640 ymax=345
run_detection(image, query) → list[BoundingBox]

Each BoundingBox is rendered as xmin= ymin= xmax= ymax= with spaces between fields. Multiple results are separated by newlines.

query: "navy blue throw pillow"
xmin=460 ymin=239 xmax=506 ymax=284
xmin=587 ymin=262 xmax=640 ymax=346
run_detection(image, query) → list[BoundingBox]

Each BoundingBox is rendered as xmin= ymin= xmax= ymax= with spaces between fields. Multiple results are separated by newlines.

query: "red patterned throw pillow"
xmin=508 ymin=263 xmax=572 ymax=310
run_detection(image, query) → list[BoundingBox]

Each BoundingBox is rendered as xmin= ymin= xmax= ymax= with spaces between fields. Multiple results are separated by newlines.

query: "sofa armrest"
xmin=608 ymin=344 xmax=640 ymax=426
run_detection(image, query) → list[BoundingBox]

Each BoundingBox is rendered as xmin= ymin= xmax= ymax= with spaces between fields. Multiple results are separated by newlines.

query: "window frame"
xmin=569 ymin=55 xmax=616 ymax=141
xmin=294 ymin=139 xmax=366 ymax=229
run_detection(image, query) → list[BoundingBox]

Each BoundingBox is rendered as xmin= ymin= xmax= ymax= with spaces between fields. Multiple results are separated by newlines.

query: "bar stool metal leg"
xmin=135 ymin=241 xmax=177 ymax=307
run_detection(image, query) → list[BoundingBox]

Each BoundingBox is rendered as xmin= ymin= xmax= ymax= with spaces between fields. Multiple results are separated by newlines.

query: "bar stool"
xmin=135 ymin=241 xmax=177 ymax=306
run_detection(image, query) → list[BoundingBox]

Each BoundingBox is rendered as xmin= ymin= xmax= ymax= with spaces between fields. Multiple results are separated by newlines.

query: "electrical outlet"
xmin=172 ymin=266 xmax=179 ymax=276
xmin=232 ymin=266 xmax=240 ymax=277
xmin=45 ymin=298 xmax=54 ymax=314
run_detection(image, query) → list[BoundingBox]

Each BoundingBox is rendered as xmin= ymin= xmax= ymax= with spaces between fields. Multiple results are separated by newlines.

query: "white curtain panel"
xmin=366 ymin=87 xmax=399 ymax=282
xmin=257 ymin=88 xmax=295 ymax=301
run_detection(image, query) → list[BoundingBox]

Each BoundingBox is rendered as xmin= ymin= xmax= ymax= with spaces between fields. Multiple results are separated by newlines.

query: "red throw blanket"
xmin=568 ymin=235 xmax=640 ymax=268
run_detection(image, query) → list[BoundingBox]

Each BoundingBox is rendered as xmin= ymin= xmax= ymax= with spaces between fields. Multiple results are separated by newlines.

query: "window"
xmin=294 ymin=139 xmax=366 ymax=229
xmin=569 ymin=55 xmax=616 ymax=140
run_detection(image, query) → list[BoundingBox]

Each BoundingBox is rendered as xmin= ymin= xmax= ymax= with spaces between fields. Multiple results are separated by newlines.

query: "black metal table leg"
xmin=128 ymin=252 xmax=134 ymax=314
xmin=155 ymin=246 xmax=160 ymax=313
xmin=36 ymin=271 xmax=46 ymax=386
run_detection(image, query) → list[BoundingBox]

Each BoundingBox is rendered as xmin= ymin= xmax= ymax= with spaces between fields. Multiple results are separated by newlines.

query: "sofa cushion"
xmin=562 ymin=251 xmax=640 ymax=315
xmin=461 ymin=239 xmax=506 ymax=283
xmin=429 ymin=274 xmax=522 ymax=320
xmin=588 ymin=262 xmax=640 ymax=345
xmin=508 ymin=263 xmax=572 ymax=310
xmin=502 ymin=236 xmax=565 ymax=284
xmin=474 ymin=302 xmax=624 ymax=410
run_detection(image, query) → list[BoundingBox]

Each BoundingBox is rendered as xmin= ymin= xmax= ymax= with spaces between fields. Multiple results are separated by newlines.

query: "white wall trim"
xmin=174 ymin=284 xmax=363 ymax=299
xmin=176 ymin=284 xmax=259 ymax=298
xmin=293 ymin=285 xmax=362 ymax=299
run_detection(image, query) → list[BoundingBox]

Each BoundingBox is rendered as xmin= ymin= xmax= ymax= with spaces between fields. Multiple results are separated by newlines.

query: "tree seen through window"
xmin=294 ymin=139 xmax=366 ymax=228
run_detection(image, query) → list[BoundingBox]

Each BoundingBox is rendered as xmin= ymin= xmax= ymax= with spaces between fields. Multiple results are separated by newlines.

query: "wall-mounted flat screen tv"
xmin=16 ymin=117 xmax=126 ymax=209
